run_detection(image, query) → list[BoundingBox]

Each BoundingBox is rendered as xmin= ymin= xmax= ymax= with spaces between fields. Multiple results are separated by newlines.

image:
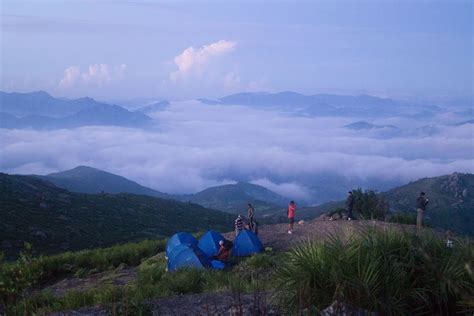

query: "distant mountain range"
xmin=453 ymin=119 xmax=474 ymax=126
xmin=298 ymin=173 xmax=474 ymax=236
xmin=344 ymin=121 xmax=399 ymax=131
xmin=0 ymin=91 xmax=152 ymax=129
xmin=198 ymin=91 xmax=442 ymax=118
xmin=134 ymin=101 xmax=170 ymax=114
xmin=0 ymin=173 xmax=234 ymax=259
xmin=35 ymin=166 xmax=289 ymax=217
xmin=113 ymin=97 xmax=169 ymax=111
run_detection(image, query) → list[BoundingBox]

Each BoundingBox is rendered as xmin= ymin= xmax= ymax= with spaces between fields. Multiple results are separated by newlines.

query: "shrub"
xmin=275 ymin=228 xmax=474 ymax=315
xmin=352 ymin=188 xmax=389 ymax=220
xmin=0 ymin=243 xmax=45 ymax=306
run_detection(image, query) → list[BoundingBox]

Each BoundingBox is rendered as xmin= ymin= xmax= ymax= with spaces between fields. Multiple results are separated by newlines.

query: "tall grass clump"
xmin=276 ymin=228 xmax=474 ymax=315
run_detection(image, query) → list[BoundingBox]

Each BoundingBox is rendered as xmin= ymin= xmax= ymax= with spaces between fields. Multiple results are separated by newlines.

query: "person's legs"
xmin=417 ymin=209 xmax=424 ymax=228
xmin=347 ymin=208 xmax=353 ymax=220
xmin=288 ymin=217 xmax=294 ymax=233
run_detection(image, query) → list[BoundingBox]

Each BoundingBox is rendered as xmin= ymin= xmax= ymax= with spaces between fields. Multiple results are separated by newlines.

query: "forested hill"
xmin=40 ymin=166 xmax=171 ymax=199
xmin=382 ymin=172 xmax=474 ymax=235
xmin=0 ymin=173 xmax=234 ymax=259
xmin=295 ymin=173 xmax=474 ymax=236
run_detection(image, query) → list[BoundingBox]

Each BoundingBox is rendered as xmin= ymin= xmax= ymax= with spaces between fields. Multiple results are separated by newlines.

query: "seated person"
xmin=214 ymin=239 xmax=233 ymax=261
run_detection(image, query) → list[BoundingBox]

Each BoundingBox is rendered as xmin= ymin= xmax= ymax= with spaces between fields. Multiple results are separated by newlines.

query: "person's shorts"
xmin=288 ymin=217 xmax=294 ymax=224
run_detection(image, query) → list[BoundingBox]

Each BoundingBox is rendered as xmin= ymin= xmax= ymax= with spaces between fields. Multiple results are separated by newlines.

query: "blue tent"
xmin=167 ymin=244 xmax=212 ymax=272
xmin=198 ymin=231 xmax=225 ymax=257
xmin=233 ymin=230 xmax=263 ymax=256
xmin=166 ymin=232 xmax=198 ymax=258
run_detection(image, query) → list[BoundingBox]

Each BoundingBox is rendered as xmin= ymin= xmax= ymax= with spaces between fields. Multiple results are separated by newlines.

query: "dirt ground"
xmin=48 ymin=292 xmax=279 ymax=316
xmin=37 ymin=266 xmax=137 ymax=298
xmin=225 ymin=218 xmax=418 ymax=251
xmin=44 ymin=219 xmax=420 ymax=315
xmin=148 ymin=291 xmax=279 ymax=315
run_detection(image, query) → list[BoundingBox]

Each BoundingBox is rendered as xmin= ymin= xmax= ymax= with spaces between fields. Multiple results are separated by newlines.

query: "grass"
xmin=275 ymin=227 xmax=474 ymax=315
xmin=0 ymin=239 xmax=166 ymax=310
xmin=1 ymin=243 xmax=277 ymax=315
xmin=3 ymin=227 xmax=473 ymax=315
xmin=388 ymin=211 xmax=432 ymax=227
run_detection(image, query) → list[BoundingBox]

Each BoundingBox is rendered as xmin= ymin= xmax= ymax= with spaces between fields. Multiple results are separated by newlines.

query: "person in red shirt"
xmin=287 ymin=200 xmax=296 ymax=234
xmin=216 ymin=240 xmax=232 ymax=261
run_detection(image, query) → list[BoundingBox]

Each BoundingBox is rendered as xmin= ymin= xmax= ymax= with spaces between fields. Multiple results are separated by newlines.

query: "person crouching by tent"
xmin=288 ymin=200 xmax=296 ymax=234
xmin=213 ymin=239 xmax=233 ymax=261
xmin=235 ymin=214 xmax=244 ymax=237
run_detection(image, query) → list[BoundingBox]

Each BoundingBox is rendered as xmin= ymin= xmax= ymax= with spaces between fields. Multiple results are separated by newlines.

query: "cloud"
xmin=59 ymin=64 xmax=127 ymax=88
xmin=59 ymin=66 xmax=81 ymax=88
xmin=169 ymin=40 xmax=236 ymax=81
xmin=0 ymin=101 xmax=473 ymax=203
xmin=224 ymin=72 xmax=241 ymax=90
xmin=251 ymin=178 xmax=312 ymax=201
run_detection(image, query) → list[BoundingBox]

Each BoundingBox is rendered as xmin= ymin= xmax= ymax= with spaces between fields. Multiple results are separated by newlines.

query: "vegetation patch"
xmin=275 ymin=228 xmax=474 ymax=314
xmin=0 ymin=239 xmax=165 ymax=311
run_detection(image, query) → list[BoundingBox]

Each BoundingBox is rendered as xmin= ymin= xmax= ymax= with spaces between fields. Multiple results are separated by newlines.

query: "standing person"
xmin=247 ymin=203 xmax=255 ymax=230
xmin=234 ymin=214 xmax=244 ymax=237
xmin=287 ymin=201 xmax=296 ymax=234
xmin=416 ymin=192 xmax=429 ymax=228
xmin=346 ymin=191 xmax=354 ymax=221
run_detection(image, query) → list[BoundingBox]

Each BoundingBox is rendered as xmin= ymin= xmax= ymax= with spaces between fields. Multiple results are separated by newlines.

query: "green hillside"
xmin=37 ymin=167 xmax=288 ymax=217
xmin=39 ymin=166 xmax=171 ymax=199
xmin=292 ymin=173 xmax=474 ymax=236
xmin=382 ymin=172 xmax=474 ymax=235
xmin=0 ymin=173 xmax=234 ymax=259
xmin=188 ymin=182 xmax=288 ymax=216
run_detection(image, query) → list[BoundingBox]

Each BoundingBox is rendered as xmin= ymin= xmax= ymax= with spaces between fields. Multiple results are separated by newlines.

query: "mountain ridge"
xmin=187 ymin=182 xmax=289 ymax=216
xmin=34 ymin=166 xmax=290 ymax=215
xmin=198 ymin=91 xmax=442 ymax=118
xmin=0 ymin=91 xmax=152 ymax=129
xmin=40 ymin=166 xmax=171 ymax=199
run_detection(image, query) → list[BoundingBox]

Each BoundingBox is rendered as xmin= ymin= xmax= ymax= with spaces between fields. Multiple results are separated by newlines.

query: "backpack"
xmin=223 ymin=239 xmax=233 ymax=249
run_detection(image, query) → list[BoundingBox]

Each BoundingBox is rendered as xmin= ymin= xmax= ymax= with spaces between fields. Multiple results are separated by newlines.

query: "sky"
xmin=1 ymin=0 xmax=473 ymax=101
